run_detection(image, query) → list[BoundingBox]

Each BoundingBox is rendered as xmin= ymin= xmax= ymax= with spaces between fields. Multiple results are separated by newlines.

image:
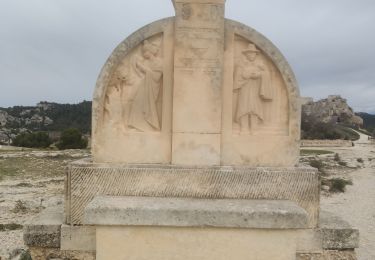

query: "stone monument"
xmin=24 ymin=1 xmax=359 ymax=259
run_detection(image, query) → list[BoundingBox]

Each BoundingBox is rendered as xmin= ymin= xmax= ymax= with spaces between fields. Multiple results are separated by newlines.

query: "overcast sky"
xmin=0 ymin=0 xmax=374 ymax=113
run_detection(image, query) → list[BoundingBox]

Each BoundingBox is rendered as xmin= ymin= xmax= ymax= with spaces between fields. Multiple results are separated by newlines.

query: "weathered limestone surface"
xmin=320 ymin=211 xmax=360 ymax=250
xmin=84 ymin=196 xmax=308 ymax=229
xmin=172 ymin=0 xmax=225 ymax=165
xmin=296 ymin=229 xmax=323 ymax=254
xmin=91 ymin=12 xmax=301 ymax=167
xmin=65 ymin=160 xmax=319 ymax=227
xmin=221 ymin=19 xmax=301 ymax=167
xmin=96 ymin=226 xmax=297 ymax=260
xmin=23 ymin=206 xmax=63 ymax=248
xmin=92 ymin=17 xmax=175 ymax=164
xmin=61 ymin=224 xmax=96 ymax=252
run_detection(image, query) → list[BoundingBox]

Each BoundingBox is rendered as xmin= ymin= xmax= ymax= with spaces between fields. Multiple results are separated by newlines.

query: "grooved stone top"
xmin=84 ymin=196 xmax=308 ymax=229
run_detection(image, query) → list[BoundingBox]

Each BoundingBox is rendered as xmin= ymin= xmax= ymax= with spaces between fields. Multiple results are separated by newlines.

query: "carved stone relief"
xmin=176 ymin=2 xmax=223 ymax=27
xmin=232 ymin=37 xmax=289 ymax=135
xmin=103 ymin=36 xmax=163 ymax=133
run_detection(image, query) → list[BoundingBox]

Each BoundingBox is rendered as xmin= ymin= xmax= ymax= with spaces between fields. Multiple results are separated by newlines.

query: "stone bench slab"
xmin=84 ymin=196 xmax=308 ymax=229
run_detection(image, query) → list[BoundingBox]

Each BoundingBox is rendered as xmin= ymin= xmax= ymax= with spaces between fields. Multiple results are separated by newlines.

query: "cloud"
xmin=0 ymin=0 xmax=374 ymax=113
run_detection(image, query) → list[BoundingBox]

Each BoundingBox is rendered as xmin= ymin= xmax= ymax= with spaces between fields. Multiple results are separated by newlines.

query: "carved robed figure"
xmin=104 ymin=40 xmax=163 ymax=133
xmin=234 ymin=43 xmax=273 ymax=134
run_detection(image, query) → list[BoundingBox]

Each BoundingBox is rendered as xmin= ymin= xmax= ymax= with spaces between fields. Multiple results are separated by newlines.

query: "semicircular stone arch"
xmin=92 ymin=17 xmax=301 ymax=166
xmin=92 ymin=17 xmax=175 ymax=164
xmin=220 ymin=19 xmax=301 ymax=166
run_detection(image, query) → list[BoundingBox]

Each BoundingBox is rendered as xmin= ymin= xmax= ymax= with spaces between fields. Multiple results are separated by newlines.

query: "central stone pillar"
xmin=172 ymin=0 xmax=225 ymax=166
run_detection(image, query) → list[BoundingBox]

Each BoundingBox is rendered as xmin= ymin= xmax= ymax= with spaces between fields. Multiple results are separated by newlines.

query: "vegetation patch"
xmin=15 ymin=182 xmax=33 ymax=187
xmin=308 ymin=159 xmax=326 ymax=175
xmin=56 ymin=128 xmax=88 ymax=150
xmin=302 ymin=113 xmax=360 ymax=141
xmin=357 ymin=112 xmax=375 ymax=134
xmin=0 ymin=223 xmax=23 ymax=232
xmin=12 ymin=200 xmax=28 ymax=214
xmin=300 ymin=149 xmax=334 ymax=156
xmin=12 ymin=132 xmax=52 ymax=148
xmin=329 ymin=178 xmax=353 ymax=193
xmin=0 ymin=153 xmax=69 ymax=180
xmin=338 ymin=161 xmax=348 ymax=167
xmin=19 ymin=251 xmax=32 ymax=260
xmin=8 ymin=249 xmax=32 ymax=260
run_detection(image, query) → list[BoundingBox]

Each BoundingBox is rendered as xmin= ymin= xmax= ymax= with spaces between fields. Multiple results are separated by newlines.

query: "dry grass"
xmin=300 ymin=149 xmax=334 ymax=156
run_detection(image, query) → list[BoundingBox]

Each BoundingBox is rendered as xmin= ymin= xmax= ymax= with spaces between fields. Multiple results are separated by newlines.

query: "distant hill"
xmin=0 ymin=101 xmax=91 ymax=144
xmin=302 ymin=95 xmax=363 ymax=127
xmin=301 ymin=95 xmax=364 ymax=141
xmin=0 ymin=97 xmax=372 ymax=145
xmin=357 ymin=112 xmax=375 ymax=132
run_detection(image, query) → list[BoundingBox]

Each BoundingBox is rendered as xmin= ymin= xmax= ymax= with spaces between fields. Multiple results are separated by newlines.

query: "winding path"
xmin=320 ymin=132 xmax=375 ymax=260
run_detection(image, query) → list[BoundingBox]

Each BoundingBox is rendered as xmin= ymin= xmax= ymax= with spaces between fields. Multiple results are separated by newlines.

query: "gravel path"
xmin=321 ymin=133 xmax=375 ymax=260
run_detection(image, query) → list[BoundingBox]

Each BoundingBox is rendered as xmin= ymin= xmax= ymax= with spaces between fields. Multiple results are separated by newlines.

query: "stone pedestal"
xmin=85 ymin=196 xmax=307 ymax=260
xmin=24 ymin=203 xmax=360 ymax=260
xmin=96 ymin=227 xmax=297 ymax=260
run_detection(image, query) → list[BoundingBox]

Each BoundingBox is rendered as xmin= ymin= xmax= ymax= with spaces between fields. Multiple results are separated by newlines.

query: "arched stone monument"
xmin=91 ymin=8 xmax=300 ymax=167
xmin=24 ymin=1 xmax=359 ymax=260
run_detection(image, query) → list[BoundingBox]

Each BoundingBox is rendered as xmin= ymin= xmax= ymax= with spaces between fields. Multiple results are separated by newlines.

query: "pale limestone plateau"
xmin=23 ymin=0 xmax=359 ymax=259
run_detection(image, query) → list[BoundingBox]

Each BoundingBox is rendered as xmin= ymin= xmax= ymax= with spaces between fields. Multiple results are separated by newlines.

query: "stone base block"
xmin=320 ymin=211 xmax=359 ymax=250
xmin=23 ymin=204 xmax=359 ymax=260
xmin=61 ymin=224 xmax=96 ymax=251
xmin=23 ymin=206 xmax=63 ymax=248
xmin=87 ymin=196 xmax=307 ymax=260
xmin=96 ymin=226 xmax=297 ymax=260
xmin=84 ymin=196 xmax=308 ymax=229
xmin=65 ymin=159 xmax=320 ymax=227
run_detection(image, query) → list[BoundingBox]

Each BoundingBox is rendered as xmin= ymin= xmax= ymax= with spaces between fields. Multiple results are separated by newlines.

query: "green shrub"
xmin=0 ymin=223 xmax=23 ymax=231
xmin=329 ymin=178 xmax=353 ymax=193
xmin=19 ymin=251 xmax=32 ymax=260
xmin=12 ymin=200 xmax=28 ymax=213
xmin=12 ymin=132 xmax=52 ymax=148
xmin=300 ymin=149 xmax=333 ymax=156
xmin=309 ymin=159 xmax=326 ymax=174
xmin=338 ymin=161 xmax=347 ymax=167
xmin=301 ymin=113 xmax=360 ymax=141
xmin=56 ymin=128 xmax=88 ymax=150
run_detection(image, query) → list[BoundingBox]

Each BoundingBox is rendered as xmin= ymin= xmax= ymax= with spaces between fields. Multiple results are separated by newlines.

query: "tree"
xmin=12 ymin=132 xmax=52 ymax=148
xmin=56 ymin=128 xmax=88 ymax=150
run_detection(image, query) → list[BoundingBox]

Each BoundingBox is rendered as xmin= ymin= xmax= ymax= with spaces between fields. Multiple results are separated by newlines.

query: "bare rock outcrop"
xmin=303 ymin=95 xmax=363 ymax=127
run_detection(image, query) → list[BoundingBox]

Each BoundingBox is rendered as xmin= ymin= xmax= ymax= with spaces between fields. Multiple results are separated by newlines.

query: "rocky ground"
xmin=301 ymin=132 xmax=375 ymax=260
xmin=318 ymin=133 xmax=375 ymax=260
xmin=0 ymin=147 xmax=89 ymax=259
xmin=0 ymin=135 xmax=374 ymax=259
